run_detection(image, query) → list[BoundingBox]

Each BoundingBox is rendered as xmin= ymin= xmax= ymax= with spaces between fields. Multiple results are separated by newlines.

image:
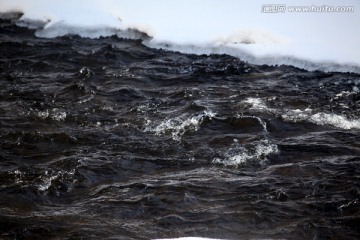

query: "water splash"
xmin=213 ymin=139 xmax=279 ymax=167
xmin=145 ymin=110 xmax=216 ymax=141
xmin=243 ymin=97 xmax=360 ymax=130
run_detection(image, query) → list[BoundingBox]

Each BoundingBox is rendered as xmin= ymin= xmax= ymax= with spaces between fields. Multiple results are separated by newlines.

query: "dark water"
xmin=1 ymin=15 xmax=360 ymax=239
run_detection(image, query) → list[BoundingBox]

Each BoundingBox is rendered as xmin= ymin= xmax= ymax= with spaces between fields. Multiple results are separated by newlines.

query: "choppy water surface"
xmin=1 ymin=16 xmax=360 ymax=239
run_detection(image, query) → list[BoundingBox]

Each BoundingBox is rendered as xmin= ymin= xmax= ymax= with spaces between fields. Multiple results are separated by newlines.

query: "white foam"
xmin=1 ymin=0 xmax=359 ymax=72
xmin=34 ymin=108 xmax=67 ymax=121
xmin=243 ymin=98 xmax=269 ymax=111
xmin=37 ymin=170 xmax=62 ymax=192
xmin=145 ymin=110 xmax=216 ymax=141
xmin=213 ymin=139 xmax=279 ymax=166
xmin=242 ymin=97 xmax=360 ymax=130
xmin=282 ymin=110 xmax=360 ymax=130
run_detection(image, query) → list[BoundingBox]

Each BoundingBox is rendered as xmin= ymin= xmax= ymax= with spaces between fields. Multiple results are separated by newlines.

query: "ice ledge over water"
xmin=1 ymin=0 xmax=359 ymax=73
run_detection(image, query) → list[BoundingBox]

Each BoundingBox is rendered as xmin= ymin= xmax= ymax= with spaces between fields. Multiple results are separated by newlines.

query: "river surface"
xmin=0 ymin=15 xmax=360 ymax=239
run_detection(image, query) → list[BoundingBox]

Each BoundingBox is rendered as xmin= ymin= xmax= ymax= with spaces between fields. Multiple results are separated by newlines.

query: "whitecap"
xmin=213 ymin=139 xmax=279 ymax=167
xmin=35 ymin=108 xmax=67 ymax=121
xmin=282 ymin=110 xmax=360 ymax=130
xmin=242 ymin=98 xmax=360 ymax=130
xmin=243 ymin=98 xmax=270 ymax=111
xmin=145 ymin=110 xmax=216 ymax=141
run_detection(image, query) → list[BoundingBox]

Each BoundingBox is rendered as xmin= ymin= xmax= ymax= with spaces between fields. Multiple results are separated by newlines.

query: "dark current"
xmin=1 ymin=14 xmax=360 ymax=239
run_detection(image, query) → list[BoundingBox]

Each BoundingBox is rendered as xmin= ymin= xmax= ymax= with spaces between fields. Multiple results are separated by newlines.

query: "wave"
xmin=213 ymin=139 xmax=279 ymax=166
xmin=144 ymin=110 xmax=216 ymax=141
xmin=244 ymin=97 xmax=360 ymax=130
xmin=1 ymin=0 xmax=359 ymax=73
xmin=10 ymin=158 xmax=81 ymax=193
xmin=32 ymin=108 xmax=67 ymax=121
xmin=282 ymin=110 xmax=360 ymax=130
